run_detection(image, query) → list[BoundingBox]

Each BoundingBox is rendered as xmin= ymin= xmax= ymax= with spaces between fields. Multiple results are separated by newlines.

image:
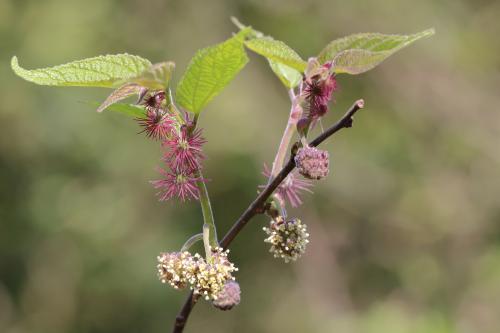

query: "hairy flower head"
xmin=163 ymin=127 xmax=206 ymax=171
xmin=151 ymin=168 xmax=203 ymax=201
xmin=303 ymin=65 xmax=337 ymax=119
xmin=136 ymin=107 xmax=173 ymax=140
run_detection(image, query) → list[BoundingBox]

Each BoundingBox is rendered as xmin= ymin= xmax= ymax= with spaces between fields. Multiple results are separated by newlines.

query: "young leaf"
xmin=11 ymin=54 xmax=152 ymax=88
xmin=244 ymin=37 xmax=307 ymax=72
xmin=268 ymin=60 xmax=302 ymax=88
xmin=97 ymin=83 xmax=144 ymax=113
xmin=176 ymin=30 xmax=250 ymax=114
xmin=317 ymin=29 xmax=434 ymax=74
xmin=132 ymin=61 xmax=176 ymax=90
xmin=98 ymin=103 xmax=145 ymax=118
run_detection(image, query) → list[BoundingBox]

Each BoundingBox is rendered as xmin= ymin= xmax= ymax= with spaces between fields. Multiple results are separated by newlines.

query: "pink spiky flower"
xmin=303 ymin=68 xmax=337 ymax=119
xmin=151 ymin=168 xmax=202 ymax=201
xmin=136 ymin=108 xmax=174 ymax=140
xmin=163 ymin=126 xmax=206 ymax=171
xmin=261 ymin=165 xmax=313 ymax=208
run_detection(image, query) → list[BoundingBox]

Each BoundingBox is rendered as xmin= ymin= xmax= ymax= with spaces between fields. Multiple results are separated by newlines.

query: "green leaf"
xmin=268 ymin=60 xmax=302 ymax=88
xmin=244 ymin=37 xmax=307 ymax=72
xmin=11 ymin=54 xmax=152 ymax=88
xmin=317 ymin=29 xmax=434 ymax=74
xmin=231 ymin=18 xmax=303 ymax=88
xmin=98 ymin=103 xmax=145 ymax=118
xmin=176 ymin=30 xmax=250 ymax=114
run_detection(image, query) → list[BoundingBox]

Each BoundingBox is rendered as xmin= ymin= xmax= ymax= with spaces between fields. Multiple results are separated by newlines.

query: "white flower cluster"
xmin=263 ymin=217 xmax=310 ymax=263
xmin=157 ymin=247 xmax=238 ymax=301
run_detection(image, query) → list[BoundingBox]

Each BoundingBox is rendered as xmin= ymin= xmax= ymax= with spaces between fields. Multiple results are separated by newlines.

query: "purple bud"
xmin=212 ymin=281 xmax=241 ymax=311
xmin=294 ymin=146 xmax=329 ymax=180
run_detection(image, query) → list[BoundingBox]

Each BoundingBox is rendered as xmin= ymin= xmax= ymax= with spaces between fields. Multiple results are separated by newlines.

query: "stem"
xmin=171 ymin=100 xmax=365 ymax=333
xmin=196 ymin=173 xmax=218 ymax=249
xmin=269 ymin=89 xmax=301 ymax=180
xmin=202 ymin=224 xmax=213 ymax=261
xmin=180 ymin=233 xmax=203 ymax=253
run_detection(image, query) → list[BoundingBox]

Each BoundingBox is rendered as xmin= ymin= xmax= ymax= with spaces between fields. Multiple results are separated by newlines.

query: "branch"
xmin=172 ymin=99 xmax=365 ymax=333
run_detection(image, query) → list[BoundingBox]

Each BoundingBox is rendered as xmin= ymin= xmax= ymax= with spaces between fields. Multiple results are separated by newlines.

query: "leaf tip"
xmin=230 ymin=16 xmax=245 ymax=30
xmin=11 ymin=56 xmax=22 ymax=75
xmin=422 ymin=28 xmax=436 ymax=37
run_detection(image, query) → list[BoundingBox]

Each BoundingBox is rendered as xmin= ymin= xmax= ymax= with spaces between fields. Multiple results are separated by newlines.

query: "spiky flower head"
xmin=151 ymin=168 xmax=202 ymax=201
xmin=263 ymin=217 xmax=310 ymax=263
xmin=157 ymin=251 xmax=200 ymax=289
xmin=163 ymin=127 xmax=206 ymax=171
xmin=303 ymin=64 xmax=337 ymax=119
xmin=294 ymin=146 xmax=330 ymax=180
xmin=193 ymin=247 xmax=238 ymax=301
xmin=137 ymin=107 xmax=173 ymax=140
xmin=261 ymin=165 xmax=313 ymax=208
xmin=212 ymin=281 xmax=241 ymax=311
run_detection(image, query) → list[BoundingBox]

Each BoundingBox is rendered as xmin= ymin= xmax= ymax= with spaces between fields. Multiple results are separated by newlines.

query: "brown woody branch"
xmin=172 ymin=99 xmax=365 ymax=333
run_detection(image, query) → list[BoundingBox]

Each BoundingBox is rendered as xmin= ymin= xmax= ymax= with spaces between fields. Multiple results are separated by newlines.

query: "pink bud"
xmin=294 ymin=146 xmax=329 ymax=180
xmin=212 ymin=281 xmax=241 ymax=310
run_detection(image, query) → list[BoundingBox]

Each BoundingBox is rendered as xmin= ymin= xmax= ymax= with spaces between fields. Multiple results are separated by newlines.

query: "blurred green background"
xmin=1 ymin=0 xmax=499 ymax=332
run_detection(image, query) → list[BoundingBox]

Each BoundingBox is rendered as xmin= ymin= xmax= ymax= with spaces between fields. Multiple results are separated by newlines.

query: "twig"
xmin=172 ymin=99 xmax=365 ymax=333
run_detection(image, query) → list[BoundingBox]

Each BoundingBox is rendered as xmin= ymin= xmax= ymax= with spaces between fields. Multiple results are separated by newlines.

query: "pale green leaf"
xmin=11 ymin=54 xmax=152 ymax=88
xmin=268 ymin=60 xmax=302 ymax=88
xmin=231 ymin=18 xmax=303 ymax=88
xmin=317 ymin=29 xmax=434 ymax=74
xmin=244 ymin=37 xmax=307 ymax=72
xmin=176 ymin=30 xmax=250 ymax=114
xmin=132 ymin=61 xmax=175 ymax=90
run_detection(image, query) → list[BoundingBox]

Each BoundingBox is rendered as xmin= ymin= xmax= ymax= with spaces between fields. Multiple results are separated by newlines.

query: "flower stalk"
xmin=269 ymin=89 xmax=302 ymax=181
xmin=196 ymin=172 xmax=218 ymax=249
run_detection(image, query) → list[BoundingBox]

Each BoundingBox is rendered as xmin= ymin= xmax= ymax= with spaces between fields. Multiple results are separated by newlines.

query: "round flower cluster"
xmin=212 ymin=281 xmax=241 ymax=311
xmin=263 ymin=217 xmax=310 ymax=263
xmin=157 ymin=251 xmax=200 ymax=289
xmin=157 ymin=247 xmax=238 ymax=301
xmin=294 ymin=146 xmax=330 ymax=180
xmin=193 ymin=247 xmax=238 ymax=300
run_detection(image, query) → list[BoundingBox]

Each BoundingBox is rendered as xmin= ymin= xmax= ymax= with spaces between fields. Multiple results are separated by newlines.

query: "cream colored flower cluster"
xmin=157 ymin=247 xmax=238 ymax=301
xmin=263 ymin=217 xmax=310 ymax=263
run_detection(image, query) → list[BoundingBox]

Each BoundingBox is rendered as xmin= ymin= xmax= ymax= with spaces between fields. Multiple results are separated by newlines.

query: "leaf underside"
xmin=175 ymin=30 xmax=250 ymax=114
xmin=318 ymin=29 xmax=435 ymax=75
xmin=11 ymin=54 xmax=152 ymax=88
xmin=97 ymin=83 xmax=144 ymax=113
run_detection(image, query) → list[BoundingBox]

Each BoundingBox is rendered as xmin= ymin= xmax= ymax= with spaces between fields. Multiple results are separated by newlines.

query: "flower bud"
xmin=212 ymin=281 xmax=241 ymax=311
xmin=263 ymin=217 xmax=310 ymax=263
xmin=294 ymin=146 xmax=329 ymax=180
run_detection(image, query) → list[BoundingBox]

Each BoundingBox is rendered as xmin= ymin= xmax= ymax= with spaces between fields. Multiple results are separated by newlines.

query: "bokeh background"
xmin=1 ymin=0 xmax=500 ymax=332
